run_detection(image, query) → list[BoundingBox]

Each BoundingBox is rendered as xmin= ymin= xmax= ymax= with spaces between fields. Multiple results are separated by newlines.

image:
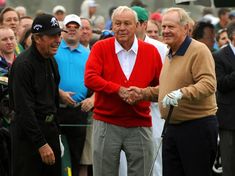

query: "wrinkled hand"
xmin=118 ymin=86 xmax=144 ymax=105
xmin=162 ymin=89 xmax=183 ymax=108
xmin=118 ymin=86 xmax=129 ymax=102
xmin=59 ymin=89 xmax=76 ymax=106
xmin=81 ymin=96 xmax=94 ymax=112
xmin=126 ymin=86 xmax=144 ymax=105
xmin=59 ymin=135 xmax=64 ymax=157
xmin=38 ymin=143 xmax=55 ymax=165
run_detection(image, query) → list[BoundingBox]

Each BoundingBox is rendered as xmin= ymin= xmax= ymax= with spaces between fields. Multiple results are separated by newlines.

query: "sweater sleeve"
xmin=85 ymin=42 xmax=121 ymax=94
xmin=181 ymin=44 xmax=216 ymax=101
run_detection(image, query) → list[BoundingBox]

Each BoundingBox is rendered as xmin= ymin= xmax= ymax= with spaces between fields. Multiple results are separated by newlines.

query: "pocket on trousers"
xmin=139 ymin=127 xmax=152 ymax=140
xmin=93 ymin=119 xmax=107 ymax=138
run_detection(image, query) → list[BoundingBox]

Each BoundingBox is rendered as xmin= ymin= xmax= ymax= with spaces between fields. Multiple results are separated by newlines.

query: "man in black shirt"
xmin=9 ymin=14 xmax=64 ymax=176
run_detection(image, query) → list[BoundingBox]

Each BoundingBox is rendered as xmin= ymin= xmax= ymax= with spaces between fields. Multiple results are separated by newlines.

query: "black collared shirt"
xmin=9 ymin=43 xmax=60 ymax=148
xmin=168 ymin=36 xmax=192 ymax=59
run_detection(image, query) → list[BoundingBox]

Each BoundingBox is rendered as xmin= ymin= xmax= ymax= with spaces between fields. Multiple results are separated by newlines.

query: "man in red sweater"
xmin=85 ymin=5 xmax=162 ymax=176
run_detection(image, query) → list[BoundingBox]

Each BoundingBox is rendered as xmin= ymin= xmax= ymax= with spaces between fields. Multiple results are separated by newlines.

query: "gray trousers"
xmin=220 ymin=129 xmax=235 ymax=176
xmin=92 ymin=119 xmax=154 ymax=176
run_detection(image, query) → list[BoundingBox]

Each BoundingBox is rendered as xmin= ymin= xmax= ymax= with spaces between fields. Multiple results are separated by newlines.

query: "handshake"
xmin=118 ymin=86 xmax=144 ymax=105
xmin=118 ymin=86 xmax=183 ymax=108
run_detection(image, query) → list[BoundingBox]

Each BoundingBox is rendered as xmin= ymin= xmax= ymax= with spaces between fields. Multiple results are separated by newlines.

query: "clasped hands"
xmin=118 ymin=86 xmax=144 ymax=105
xmin=119 ymin=86 xmax=183 ymax=108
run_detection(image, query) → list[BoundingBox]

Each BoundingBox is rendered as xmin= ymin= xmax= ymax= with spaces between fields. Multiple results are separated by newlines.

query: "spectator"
xmin=9 ymin=14 xmax=64 ymax=176
xmin=84 ymin=6 xmax=162 ymax=176
xmin=17 ymin=16 xmax=33 ymax=42
xmin=15 ymin=6 xmax=27 ymax=18
xmin=130 ymin=0 xmax=147 ymax=8
xmin=213 ymin=21 xmax=235 ymax=176
xmin=229 ymin=10 xmax=235 ymax=22
xmin=105 ymin=6 xmax=116 ymax=30
xmin=79 ymin=18 xmax=93 ymax=49
xmin=19 ymin=28 xmax=32 ymax=49
xmin=187 ymin=17 xmax=195 ymax=37
xmin=215 ymin=8 xmax=230 ymax=33
xmin=0 ymin=7 xmax=24 ymax=55
xmin=146 ymin=20 xmax=162 ymax=41
xmin=80 ymin=0 xmax=105 ymax=31
xmin=52 ymin=5 xmax=66 ymax=27
xmin=0 ymin=26 xmax=17 ymax=128
xmin=201 ymin=7 xmax=219 ymax=25
xmin=55 ymin=14 xmax=93 ymax=176
xmin=150 ymin=12 xmax=162 ymax=31
xmin=192 ymin=21 xmax=216 ymax=52
xmin=0 ymin=26 xmax=16 ymax=66
xmin=216 ymin=28 xmax=229 ymax=48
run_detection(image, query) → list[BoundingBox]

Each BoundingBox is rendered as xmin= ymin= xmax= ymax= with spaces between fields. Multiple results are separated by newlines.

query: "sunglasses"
xmin=101 ymin=30 xmax=114 ymax=37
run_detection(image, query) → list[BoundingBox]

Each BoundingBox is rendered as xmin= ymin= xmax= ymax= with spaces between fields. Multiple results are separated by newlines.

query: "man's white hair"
xmin=111 ymin=6 xmax=138 ymax=23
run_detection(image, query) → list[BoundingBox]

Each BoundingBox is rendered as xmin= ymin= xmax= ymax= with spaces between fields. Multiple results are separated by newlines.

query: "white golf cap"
xmin=53 ymin=5 xmax=66 ymax=14
xmin=63 ymin=14 xmax=82 ymax=26
xmin=88 ymin=0 xmax=98 ymax=7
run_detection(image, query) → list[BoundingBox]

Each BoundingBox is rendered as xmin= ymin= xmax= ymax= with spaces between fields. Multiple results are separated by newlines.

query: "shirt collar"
xmin=229 ymin=42 xmax=235 ymax=56
xmin=60 ymin=39 xmax=82 ymax=53
xmin=168 ymin=36 xmax=192 ymax=58
xmin=115 ymin=35 xmax=138 ymax=54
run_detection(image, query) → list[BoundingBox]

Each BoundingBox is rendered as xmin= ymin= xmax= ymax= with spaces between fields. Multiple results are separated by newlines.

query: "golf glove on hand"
xmin=162 ymin=89 xmax=183 ymax=108
xmin=59 ymin=135 xmax=64 ymax=157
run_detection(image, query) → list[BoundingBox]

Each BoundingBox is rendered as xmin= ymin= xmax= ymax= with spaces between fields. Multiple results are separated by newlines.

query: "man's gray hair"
xmin=111 ymin=6 xmax=138 ymax=23
xmin=163 ymin=7 xmax=191 ymax=26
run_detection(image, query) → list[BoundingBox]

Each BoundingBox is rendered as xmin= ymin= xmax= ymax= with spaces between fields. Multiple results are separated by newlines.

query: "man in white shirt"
xmin=119 ymin=6 xmax=168 ymax=176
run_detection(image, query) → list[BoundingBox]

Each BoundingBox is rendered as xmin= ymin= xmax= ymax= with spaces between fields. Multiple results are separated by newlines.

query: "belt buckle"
xmin=45 ymin=114 xmax=54 ymax=123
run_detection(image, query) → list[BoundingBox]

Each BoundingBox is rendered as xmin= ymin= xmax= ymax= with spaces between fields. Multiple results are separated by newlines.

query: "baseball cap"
xmin=88 ymin=0 xmax=98 ymax=7
xmin=150 ymin=12 xmax=162 ymax=23
xmin=131 ymin=6 xmax=149 ymax=22
xmin=63 ymin=14 xmax=82 ymax=26
xmin=53 ymin=5 xmax=66 ymax=14
xmin=229 ymin=10 xmax=235 ymax=19
xmin=31 ymin=14 xmax=64 ymax=35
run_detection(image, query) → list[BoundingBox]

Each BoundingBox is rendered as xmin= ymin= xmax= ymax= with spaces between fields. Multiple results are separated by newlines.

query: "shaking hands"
xmin=118 ymin=86 xmax=144 ymax=105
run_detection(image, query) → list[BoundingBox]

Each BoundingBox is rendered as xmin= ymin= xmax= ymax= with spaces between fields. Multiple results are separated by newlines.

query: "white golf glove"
xmin=162 ymin=89 xmax=183 ymax=108
xmin=59 ymin=135 xmax=64 ymax=157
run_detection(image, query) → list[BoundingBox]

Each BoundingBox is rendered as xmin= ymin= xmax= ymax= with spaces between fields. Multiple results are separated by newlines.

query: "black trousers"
xmin=162 ymin=116 xmax=218 ymax=176
xmin=57 ymin=107 xmax=88 ymax=176
xmin=219 ymin=129 xmax=235 ymax=176
xmin=11 ymin=119 xmax=61 ymax=176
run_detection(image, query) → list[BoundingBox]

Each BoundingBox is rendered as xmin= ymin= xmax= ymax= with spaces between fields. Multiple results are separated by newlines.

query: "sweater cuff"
xmin=142 ymin=86 xmax=159 ymax=101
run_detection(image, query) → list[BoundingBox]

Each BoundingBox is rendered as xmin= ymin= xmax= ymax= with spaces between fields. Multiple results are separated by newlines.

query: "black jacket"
xmin=9 ymin=43 xmax=60 ymax=148
xmin=213 ymin=44 xmax=235 ymax=130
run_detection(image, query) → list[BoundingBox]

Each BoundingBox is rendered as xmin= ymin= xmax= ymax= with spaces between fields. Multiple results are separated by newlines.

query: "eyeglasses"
xmin=101 ymin=30 xmax=114 ymax=37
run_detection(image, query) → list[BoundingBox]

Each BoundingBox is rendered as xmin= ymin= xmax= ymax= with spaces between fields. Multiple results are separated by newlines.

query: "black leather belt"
xmin=59 ymin=103 xmax=81 ymax=109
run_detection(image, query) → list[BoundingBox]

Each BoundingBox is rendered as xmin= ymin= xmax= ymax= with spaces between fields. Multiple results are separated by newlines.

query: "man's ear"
xmin=184 ymin=23 xmax=189 ymax=35
xmin=33 ymin=34 xmax=41 ymax=44
xmin=136 ymin=21 xmax=140 ymax=28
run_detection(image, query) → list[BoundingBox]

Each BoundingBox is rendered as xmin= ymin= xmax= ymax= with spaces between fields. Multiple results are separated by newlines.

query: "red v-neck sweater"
xmin=85 ymin=37 xmax=162 ymax=127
